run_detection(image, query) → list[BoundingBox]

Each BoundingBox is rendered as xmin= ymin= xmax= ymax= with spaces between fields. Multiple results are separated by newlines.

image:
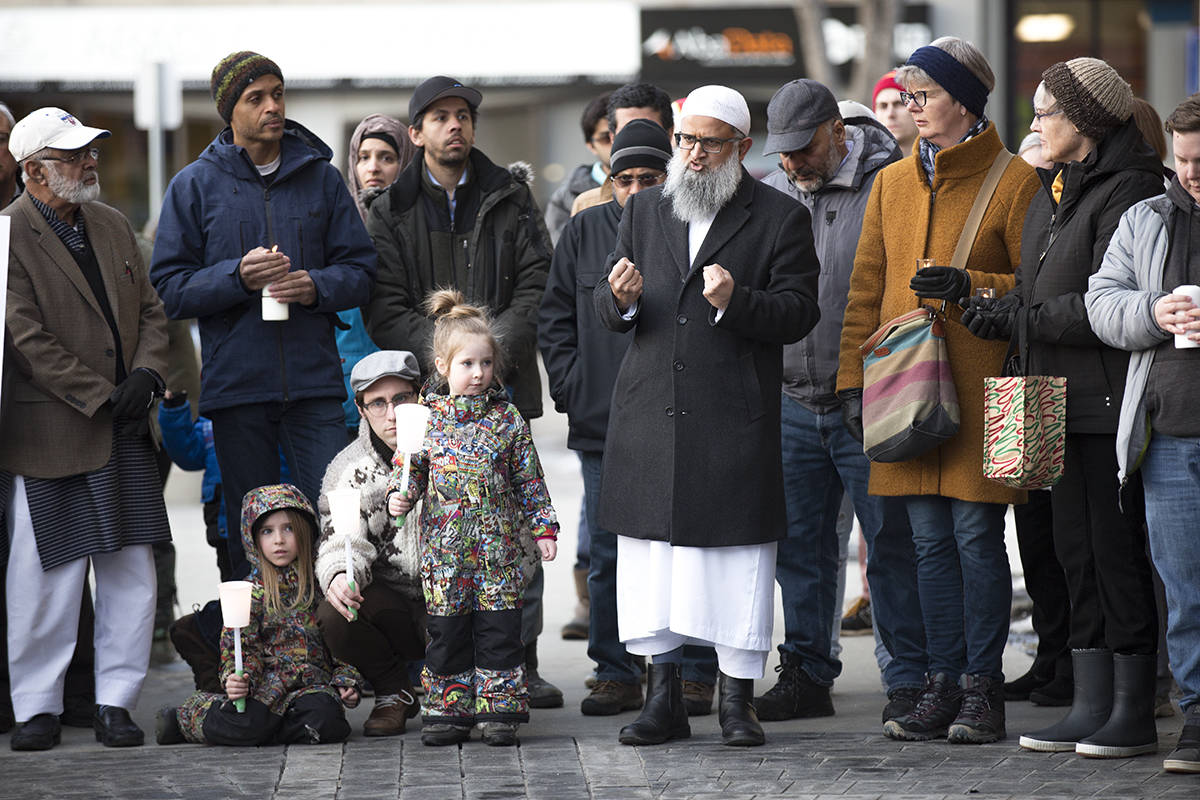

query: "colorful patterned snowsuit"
xmin=176 ymin=485 xmax=362 ymax=745
xmin=390 ymin=388 xmax=558 ymax=724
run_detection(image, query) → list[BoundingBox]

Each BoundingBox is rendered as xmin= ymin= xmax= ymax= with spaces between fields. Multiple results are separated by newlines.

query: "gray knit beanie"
xmin=1041 ymin=57 xmax=1132 ymax=140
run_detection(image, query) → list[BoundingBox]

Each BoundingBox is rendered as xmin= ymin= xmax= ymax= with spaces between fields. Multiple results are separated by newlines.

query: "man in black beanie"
xmin=539 ymin=119 xmax=672 ymax=717
xmin=150 ymin=51 xmax=376 ymax=576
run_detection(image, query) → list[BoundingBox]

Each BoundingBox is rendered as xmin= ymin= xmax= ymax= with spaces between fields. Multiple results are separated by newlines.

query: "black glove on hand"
xmin=838 ymin=389 xmax=864 ymax=443
xmin=162 ymin=390 xmax=188 ymax=409
xmin=910 ymin=266 xmax=971 ymax=303
xmin=109 ymin=369 xmax=159 ymax=420
xmin=962 ymin=294 xmax=1018 ymax=340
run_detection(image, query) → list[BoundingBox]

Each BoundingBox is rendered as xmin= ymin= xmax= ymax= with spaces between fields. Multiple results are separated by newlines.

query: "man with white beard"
xmin=594 ymin=85 xmax=820 ymax=748
xmin=1 ymin=108 xmax=170 ymax=751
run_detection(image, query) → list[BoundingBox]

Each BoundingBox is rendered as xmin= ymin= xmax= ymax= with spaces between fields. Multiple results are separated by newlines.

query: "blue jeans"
xmin=210 ymin=397 xmax=348 ymax=575
xmin=1141 ymin=433 xmax=1200 ymax=712
xmin=904 ymin=496 xmax=1010 ymax=681
xmin=778 ymin=396 xmax=925 ymax=689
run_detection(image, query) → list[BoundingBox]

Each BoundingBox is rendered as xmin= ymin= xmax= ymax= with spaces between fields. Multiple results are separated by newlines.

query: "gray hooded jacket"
xmin=763 ymin=118 xmax=902 ymax=409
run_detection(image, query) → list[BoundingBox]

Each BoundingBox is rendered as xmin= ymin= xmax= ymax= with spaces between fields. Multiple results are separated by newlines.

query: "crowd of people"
xmin=0 ymin=35 xmax=1198 ymax=778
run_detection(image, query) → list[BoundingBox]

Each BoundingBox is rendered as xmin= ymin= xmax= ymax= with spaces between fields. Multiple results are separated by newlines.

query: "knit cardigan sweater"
xmin=837 ymin=123 xmax=1039 ymax=505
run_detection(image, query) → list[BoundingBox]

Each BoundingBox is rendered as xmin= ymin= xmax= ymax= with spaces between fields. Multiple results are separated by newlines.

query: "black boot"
xmin=1076 ymin=653 xmax=1158 ymax=758
xmin=1019 ymin=649 xmax=1113 ymax=752
xmin=618 ymin=662 xmax=690 ymax=746
xmin=719 ymin=673 xmax=764 ymax=747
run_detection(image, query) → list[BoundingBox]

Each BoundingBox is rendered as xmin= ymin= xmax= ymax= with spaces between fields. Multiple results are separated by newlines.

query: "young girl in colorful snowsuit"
xmin=388 ymin=289 xmax=558 ymax=747
xmin=156 ymin=484 xmax=362 ymax=746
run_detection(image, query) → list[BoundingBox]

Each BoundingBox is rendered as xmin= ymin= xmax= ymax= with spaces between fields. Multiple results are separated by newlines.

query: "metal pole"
xmin=147 ymin=61 xmax=165 ymax=230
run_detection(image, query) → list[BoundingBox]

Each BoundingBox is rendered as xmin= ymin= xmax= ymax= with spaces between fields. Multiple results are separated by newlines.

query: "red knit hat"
xmin=872 ymin=70 xmax=904 ymax=106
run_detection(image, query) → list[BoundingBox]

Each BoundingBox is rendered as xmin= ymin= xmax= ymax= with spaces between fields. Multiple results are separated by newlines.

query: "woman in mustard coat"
xmin=836 ymin=36 xmax=1039 ymax=745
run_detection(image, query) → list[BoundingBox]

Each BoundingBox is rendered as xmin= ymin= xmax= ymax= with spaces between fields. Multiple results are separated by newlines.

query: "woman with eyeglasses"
xmin=335 ymin=115 xmax=418 ymax=439
xmin=836 ymin=36 xmax=1040 ymax=745
xmin=963 ymin=59 xmax=1165 ymax=759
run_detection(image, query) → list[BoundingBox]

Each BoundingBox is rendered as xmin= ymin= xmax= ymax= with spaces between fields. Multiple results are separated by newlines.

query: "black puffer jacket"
xmin=1015 ymin=118 xmax=1164 ymax=433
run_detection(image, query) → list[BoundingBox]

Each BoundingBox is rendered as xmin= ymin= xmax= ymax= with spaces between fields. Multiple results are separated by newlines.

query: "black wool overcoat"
xmin=593 ymin=169 xmax=820 ymax=547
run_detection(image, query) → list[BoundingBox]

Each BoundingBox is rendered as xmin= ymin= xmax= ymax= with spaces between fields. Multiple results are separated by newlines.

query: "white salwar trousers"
xmin=5 ymin=476 xmax=156 ymax=722
xmin=616 ymin=535 xmax=777 ymax=679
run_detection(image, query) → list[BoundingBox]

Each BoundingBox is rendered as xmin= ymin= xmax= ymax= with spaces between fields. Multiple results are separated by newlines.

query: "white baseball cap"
xmin=9 ymin=107 xmax=110 ymax=163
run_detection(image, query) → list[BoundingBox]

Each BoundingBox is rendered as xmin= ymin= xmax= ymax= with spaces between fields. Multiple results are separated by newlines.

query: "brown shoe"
xmin=581 ymin=680 xmax=644 ymax=716
xmin=682 ymin=679 xmax=714 ymax=716
xmin=362 ymin=691 xmax=420 ymax=737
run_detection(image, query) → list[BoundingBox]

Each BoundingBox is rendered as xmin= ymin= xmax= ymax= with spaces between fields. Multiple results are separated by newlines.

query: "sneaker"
xmin=882 ymin=686 xmax=922 ymax=723
xmin=1164 ymin=708 xmax=1200 ymax=774
xmin=421 ymin=723 xmax=472 ymax=747
xmin=948 ymin=674 xmax=1006 ymax=744
xmin=883 ymin=673 xmax=961 ymax=741
xmin=581 ymin=680 xmax=643 ymax=716
xmin=480 ymin=721 xmax=519 ymax=746
xmin=363 ymin=691 xmax=420 ymax=737
xmin=840 ymin=596 xmax=873 ymax=636
xmin=155 ymin=706 xmax=185 ymax=746
xmin=754 ymin=657 xmax=834 ymax=721
xmin=527 ymin=668 xmax=564 ymax=709
xmin=681 ymin=679 xmax=715 ymax=717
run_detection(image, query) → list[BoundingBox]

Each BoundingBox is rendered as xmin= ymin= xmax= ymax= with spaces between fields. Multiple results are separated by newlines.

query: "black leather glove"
xmin=962 ymin=293 xmax=1019 ymax=340
xmin=109 ymin=369 xmax=159 ymax=420
xmin=838 ymin=388 xmax=864 ymax=443
xmin=162 ymin=390 xmax=188 ymax=409
xmin=910 ymin=266 xmax=971 ymax=303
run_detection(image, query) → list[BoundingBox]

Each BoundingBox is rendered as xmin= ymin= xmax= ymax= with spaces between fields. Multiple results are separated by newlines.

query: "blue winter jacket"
xmin=150 ymin=121 xmax=377 ymax=414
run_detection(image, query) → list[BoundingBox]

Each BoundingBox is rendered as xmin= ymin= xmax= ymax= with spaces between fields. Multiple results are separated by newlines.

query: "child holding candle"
xmin=156 ymin=484 xmax=362 ymax=745
xmin=387 ymin=290 xmax=558 ymax=747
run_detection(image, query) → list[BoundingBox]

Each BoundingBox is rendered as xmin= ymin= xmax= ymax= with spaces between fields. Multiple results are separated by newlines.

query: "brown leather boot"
xmin=363 ymin=690 xmax=420 ymax=737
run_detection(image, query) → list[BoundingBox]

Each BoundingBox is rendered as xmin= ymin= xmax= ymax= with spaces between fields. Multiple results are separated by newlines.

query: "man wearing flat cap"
xmin=151 ymin=51 xmax=377 ymax=577
xmin=314 ymin=350 xmax=426 ymax=737
xmin=364 ymin=75 xmax=561 ymax=707
xmin=595 ymin=85 xmax=820 ymax=748
xmin=1 ymin=107 xmax=170 ymax=750
xmin=755 ymin=79 xmax=928 ymax=727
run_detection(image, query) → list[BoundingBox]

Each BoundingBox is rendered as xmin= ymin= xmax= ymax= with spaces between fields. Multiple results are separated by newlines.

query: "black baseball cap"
xmin=409 ymin=76 xmax=483 ymax=122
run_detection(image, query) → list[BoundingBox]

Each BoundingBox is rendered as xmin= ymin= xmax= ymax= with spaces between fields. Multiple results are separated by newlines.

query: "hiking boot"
xmin=681 ymin=679 xmax=714 ymax=716
xmin=840 ymin=596 xmax=873 ymax=636
xmin=882 ymin=686 xmax=922 ymax=723
xmin=155 ymin=707 xmax=185 ymax=746
xmin=948 ymin=674 xmax=1006 ymax=744
xmin=363 ymin=691 xmax=420 ymax=737
xmin=421 ymin=723 xmax=472 ymax=746
xmin=581 ymin=680 xmax=643 ymax=716
xmin=883 ymin=672 xmax=961 ymax=741
xmin=480 ymin=721 xmax=519 ymax=747
xmin=753 ymin=656 xmax=834 ymax=721
xmin=1163 ymin=706 xmax=1200 ymax=774
xmin=527 ymin=668 xmax=564 ymax=709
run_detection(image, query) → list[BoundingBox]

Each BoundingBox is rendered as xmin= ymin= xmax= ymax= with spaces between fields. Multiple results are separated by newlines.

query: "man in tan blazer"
xmin=1 ymin=108 xmax=169 ymax=751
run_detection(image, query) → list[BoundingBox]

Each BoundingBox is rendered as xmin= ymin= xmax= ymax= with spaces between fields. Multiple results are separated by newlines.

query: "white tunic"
xmin=616 ymin=535 xmax=777 ymax=679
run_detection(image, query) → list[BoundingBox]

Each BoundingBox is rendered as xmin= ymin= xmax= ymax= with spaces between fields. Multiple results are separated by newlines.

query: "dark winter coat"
xmin=1016 ymin=118 xmax=1165 ymax=433
xmin=150 ymin=122 xmax=377 ymax=415
xmin=593 ymin=170 xmax=820 ymax=548
xmin=363 ymin=149 xmax=552 ymax=419
xmin=538 ymin=200 xmax=629 ymax=452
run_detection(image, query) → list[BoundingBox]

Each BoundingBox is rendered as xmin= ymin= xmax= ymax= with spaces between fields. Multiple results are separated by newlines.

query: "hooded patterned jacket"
xmin=390 ymin=386 xmax=557 ymax=583
xmin=221 ymin=484 xmax=361 ymax=714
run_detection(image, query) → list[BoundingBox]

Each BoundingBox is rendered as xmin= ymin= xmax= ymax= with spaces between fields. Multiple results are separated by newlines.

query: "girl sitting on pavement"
xmin=387 ymin=289 xmax=558 ymax=747
xmin=156 ymin=484 xmax=362 ymax=746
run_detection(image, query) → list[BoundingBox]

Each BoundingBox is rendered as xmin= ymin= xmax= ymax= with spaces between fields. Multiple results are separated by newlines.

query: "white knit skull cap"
xmin=680 ymin=85 xmax=751 ymax=137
